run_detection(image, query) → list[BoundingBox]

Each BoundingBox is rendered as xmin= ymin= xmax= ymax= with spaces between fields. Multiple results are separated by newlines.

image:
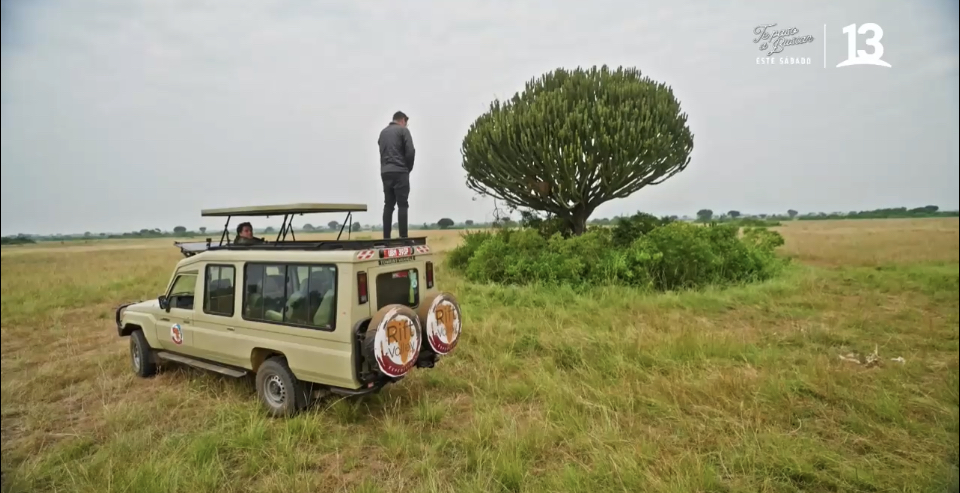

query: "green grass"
xmin=2 ymin=221 xmax=959 ymax=492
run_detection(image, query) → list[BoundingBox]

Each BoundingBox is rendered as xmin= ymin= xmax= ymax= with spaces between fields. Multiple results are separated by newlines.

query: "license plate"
xmin=381 ymin=246 xmax=413 ymax=258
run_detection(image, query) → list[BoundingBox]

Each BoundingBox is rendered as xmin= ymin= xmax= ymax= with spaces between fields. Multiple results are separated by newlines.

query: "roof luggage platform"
xmin=201 ymin=203 xmax=367 ymax=217
xmin=194 ymin=202 xmax=371 ymax=251
xmin=176 ymin=200 xmax=423 ymax=257
xmin=173 ymin=237 xmax=427 ymax=257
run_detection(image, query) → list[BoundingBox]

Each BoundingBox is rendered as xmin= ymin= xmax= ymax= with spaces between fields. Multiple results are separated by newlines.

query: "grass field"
xmin=2 ymin=219 xmax=958 ymax=493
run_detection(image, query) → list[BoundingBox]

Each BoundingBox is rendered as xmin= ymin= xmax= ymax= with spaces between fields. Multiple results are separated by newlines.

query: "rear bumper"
xmin=415 ymin=350 xmax=439 ymax=369
xmin=332 ymin=352 xmax=436 ymax=396
xmin=351 ymin=315 xmax=442 ymax=389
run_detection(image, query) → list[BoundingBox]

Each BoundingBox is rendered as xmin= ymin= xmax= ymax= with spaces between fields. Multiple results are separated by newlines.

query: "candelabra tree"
xmin=461 ymin=65 xmax=695 ymax=235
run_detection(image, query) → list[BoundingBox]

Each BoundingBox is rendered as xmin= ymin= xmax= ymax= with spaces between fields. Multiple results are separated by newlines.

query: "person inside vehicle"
xmin=234 ymin=222 xmax=265 ymax=245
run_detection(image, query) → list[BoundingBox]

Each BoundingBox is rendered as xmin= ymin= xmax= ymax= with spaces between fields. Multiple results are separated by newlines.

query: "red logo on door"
xmin=170 ymin=324 xmax=183 ymax=345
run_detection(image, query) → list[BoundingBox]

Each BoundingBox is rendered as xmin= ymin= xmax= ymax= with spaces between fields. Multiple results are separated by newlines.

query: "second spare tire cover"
xmin=363 ymin=304 xmax=422 ymax=378
xmin=417 ymin=292 xmax=462 ymax=355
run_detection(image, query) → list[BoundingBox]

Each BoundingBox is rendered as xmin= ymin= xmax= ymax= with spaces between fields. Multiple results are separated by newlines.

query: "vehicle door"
xmin=191 ymin=263 xmax=244 ymax=366
xmin=157 ymin=270 xmax=199 ymax=353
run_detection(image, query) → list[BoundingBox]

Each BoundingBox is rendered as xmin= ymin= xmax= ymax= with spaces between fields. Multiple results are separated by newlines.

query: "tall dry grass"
xmin=2 ymin=219 xmax=958 ymax=492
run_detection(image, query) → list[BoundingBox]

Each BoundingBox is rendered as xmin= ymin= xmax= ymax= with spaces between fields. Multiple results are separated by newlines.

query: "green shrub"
xmin=447 ymin=230 xmax=493 ymax=270
xmin=518 ymin=210 xmax=571 ymax=239
xmin=610 ymin=212 xmax=675 ymax=247
xmin=636 ymin=222 xmax=783 ymax=289
xmin=448 ymin=214 xmax=787 ymax=291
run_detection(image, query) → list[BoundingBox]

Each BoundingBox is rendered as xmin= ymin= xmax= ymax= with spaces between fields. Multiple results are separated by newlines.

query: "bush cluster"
xmin=447 ymin=212 xmax=787 ymax=291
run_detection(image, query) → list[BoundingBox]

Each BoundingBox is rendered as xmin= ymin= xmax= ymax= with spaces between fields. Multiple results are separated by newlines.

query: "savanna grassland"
xmin=1 ymin=219 xmax=958 ymax=493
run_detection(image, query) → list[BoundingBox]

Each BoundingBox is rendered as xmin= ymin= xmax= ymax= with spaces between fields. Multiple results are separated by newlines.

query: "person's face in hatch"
xmin=238 ymin=224 xmax=253 ymax=238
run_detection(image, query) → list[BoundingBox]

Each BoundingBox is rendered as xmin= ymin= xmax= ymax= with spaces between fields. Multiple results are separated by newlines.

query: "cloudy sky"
xmin=2 ymin=0 xmax=958 ymax=235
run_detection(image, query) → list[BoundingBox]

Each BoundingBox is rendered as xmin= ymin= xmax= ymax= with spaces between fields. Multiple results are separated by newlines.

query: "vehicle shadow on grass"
xmin=153 ymin=361 xmax=255 ymax=396
xmin=153 ymin=360 xmax=416 ymax=422
xmin=307 ymin=380 xmax=436 ymax=425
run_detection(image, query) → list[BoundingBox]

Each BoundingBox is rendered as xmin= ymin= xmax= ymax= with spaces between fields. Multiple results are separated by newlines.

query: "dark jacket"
xmin=234 ymin=235 xmax=264 ymax=245
xmin=378 ymin=122 xmax=415 ymax=174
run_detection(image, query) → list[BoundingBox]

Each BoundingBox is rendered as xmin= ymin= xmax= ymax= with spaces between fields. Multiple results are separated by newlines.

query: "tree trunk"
xmin=568 ymin=206 xmax=592 ymax=236
xmin=571 ymin=218 xmax=587 ymax=236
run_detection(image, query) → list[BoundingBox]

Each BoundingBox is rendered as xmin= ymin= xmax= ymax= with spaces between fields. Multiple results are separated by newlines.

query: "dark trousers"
xmin=381 ymin=171 xmax=409 ymax=238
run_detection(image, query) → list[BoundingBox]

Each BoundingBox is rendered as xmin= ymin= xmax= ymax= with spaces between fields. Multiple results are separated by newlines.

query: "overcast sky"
xmin=2 ymin=0 xmax=958 ymax=235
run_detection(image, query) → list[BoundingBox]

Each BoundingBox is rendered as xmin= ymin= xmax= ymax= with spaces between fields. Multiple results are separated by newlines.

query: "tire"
xmin=416 ymin=292 xmax=463 ymax=356
xmin=255 ymin=357 xmax=308 ymax=417
xmin=362 ymin=304 xmax=422 ymax=379
xmin=130 ymin=329 xmax=158 ymax=378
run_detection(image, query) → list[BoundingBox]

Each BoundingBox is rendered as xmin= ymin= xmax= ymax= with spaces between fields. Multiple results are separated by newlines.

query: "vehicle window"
xmin=204 ymin=264 xmax=235 ymax=317
xmin=295 ymin=265 xmax=309 ymax=280
xmin=243 ymin=263 xmax=337 ymax=330
xmin=284 ymin=266 xmax=303 ymax=323
xmin=168 ymin=273 xmax=197 ymax=310
xmin=376 ymin=268 xmax=419 ymax=309
xmin=260 ymin=263 xmax=287 ymax=318
xmin=243 ymin=264 xmax=266 ymax=320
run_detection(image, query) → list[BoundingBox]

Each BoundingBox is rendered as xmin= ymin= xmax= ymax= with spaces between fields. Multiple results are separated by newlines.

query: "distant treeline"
xmin=1 ymin=235 xmax=36 ymax=245
xmin=1 ymin=228 xmax=205 ymax=244
xmin=795 ymin=206 xmax=958 ymax=221
xmin=687 ymin=205 xmax=957 ymax=223
xmin=3 ymin=205 xmax=956 ymax=244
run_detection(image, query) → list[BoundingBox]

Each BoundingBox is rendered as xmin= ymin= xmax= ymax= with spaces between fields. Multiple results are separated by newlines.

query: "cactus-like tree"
xmin=460 ymin=65 xmax=694 ymax=235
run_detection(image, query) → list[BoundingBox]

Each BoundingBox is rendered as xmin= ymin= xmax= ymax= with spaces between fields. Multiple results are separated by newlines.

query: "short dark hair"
xmin=236 ymin=222 xmax=252 ymax=235
xmin=392 ymin=111 xmax=408 ymax=122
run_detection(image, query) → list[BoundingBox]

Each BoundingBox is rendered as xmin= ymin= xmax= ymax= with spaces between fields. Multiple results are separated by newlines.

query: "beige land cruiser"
xmin=115 ymin=203 xmax=463 ymax=417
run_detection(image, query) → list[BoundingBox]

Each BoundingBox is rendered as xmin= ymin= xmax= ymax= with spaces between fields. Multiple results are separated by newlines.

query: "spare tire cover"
xmin=417 ymin=292 xmax=462 ymax=355
xmin=366 ymin=304 xmax=422 ymax=378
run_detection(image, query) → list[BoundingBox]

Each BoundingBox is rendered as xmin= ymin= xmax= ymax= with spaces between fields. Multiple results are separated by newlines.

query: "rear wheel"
xmin=255 ymin=357 xmax=308 ymax=417
xmin=129 ymin=329 xmax=157 ymax=378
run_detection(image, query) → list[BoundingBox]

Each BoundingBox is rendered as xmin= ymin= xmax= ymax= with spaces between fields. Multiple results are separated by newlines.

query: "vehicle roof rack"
xmin=200 ymin=203 xmax=367 ymax=217
xmin=174 ymin=237 xmax=427 ymax=257
xmin=199 ymin=202 xmax=369 ymax=246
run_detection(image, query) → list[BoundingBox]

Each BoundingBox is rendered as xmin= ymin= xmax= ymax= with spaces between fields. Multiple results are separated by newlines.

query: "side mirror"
xmin=158 ymin=295 xmax=169 ymax=311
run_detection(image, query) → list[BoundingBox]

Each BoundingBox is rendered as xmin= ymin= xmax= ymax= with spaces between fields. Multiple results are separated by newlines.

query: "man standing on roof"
xmin=378 ymin=110 xmax=416 ymax=238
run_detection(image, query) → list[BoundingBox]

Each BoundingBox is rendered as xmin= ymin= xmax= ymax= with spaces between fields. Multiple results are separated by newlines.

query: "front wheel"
xmin=255 ymin=357 xmax=308 ymax=417
xmin=130 ymin=330 xmax=157 ymax=378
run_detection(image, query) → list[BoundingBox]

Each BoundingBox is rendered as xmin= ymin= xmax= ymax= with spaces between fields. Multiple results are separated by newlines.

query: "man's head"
xmin=392 ymin=111 xmax=409 ymax=127
xmin=236 ymin=222 xmax=253 ymax=238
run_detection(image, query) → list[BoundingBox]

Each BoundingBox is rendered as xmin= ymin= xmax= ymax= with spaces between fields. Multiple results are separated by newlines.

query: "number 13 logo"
xmin=836 ymin=23 xmax=891 ymax=68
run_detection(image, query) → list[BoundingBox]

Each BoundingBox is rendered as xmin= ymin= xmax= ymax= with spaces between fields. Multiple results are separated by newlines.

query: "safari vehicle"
xmin=115 ymin=203 xmax=462 ymax=417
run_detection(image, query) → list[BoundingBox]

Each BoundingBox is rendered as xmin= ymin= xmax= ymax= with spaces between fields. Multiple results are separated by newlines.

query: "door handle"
xmin=160 ymin=318 xmax=170 ymax=322
xmin=226 ymin=327 xmax=235 ymax=331
xmin=183 ymin=319 xmax=192 ymax=325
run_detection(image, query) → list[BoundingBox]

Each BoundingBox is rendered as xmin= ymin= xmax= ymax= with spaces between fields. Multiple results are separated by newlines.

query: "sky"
xmin=2 ymin=0 xmax=958 ymax=236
